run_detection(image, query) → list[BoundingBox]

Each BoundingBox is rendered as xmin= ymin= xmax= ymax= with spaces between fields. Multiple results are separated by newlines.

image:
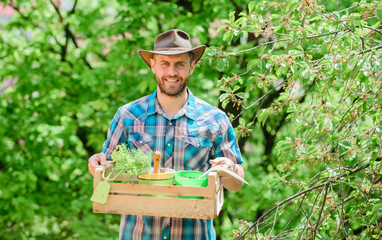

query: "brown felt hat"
xmin=139 ymin=29 xmax=206 ymax=67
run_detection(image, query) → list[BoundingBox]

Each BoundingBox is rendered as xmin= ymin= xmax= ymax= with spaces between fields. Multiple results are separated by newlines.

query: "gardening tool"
xmin=153 ymin=151 xmax=161 ymax=174
xmin=197 ymin=165 xmax=249 ymax=185
xmin=138 ymin=151 xmax=175 ymax=181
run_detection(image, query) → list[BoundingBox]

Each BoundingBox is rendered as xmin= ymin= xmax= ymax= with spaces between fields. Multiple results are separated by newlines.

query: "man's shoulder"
xmin=194 ymin=96 xmax=227 ymax=119
xmin=120 ymin=95 xmax=150 ymax=109
xmin=117 ymin=95 xmax=151 ymax=118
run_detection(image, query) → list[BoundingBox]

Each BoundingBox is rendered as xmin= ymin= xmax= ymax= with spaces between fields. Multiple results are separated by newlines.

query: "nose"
xmin=168 ymin=65 xmax=177 ymax=76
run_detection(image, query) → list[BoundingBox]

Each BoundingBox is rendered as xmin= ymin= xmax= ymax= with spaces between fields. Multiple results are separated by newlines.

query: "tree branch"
xmin=351 ymin=44 xmax=382 ymax=56
xmin=235 ymin=162 xmax=370 ymax=239
xmin=237 ymin=183 xmax=326 ymax=239
xmin=225 ymin=30 xmax=343 ymax=57
xmin=48 ymin=0 xmax=93 ymax=69
xmin=363 ymin=26 xmax=382 ymax=36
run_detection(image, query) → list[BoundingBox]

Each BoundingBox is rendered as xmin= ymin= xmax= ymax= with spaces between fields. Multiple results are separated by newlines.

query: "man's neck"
xmin=157 ymin=88 xmax=188 ymax=119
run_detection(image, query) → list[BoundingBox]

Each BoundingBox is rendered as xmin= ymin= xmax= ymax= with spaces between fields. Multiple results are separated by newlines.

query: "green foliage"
xmin=1 ymin=0 xmax=381 ymax=239
xmin=0 ymin=0 xmax=244 ymax=239
xmin=204 ymin=0 xmax=382 ymax=238
xmin=108 ymin=144 xmax=152 ymax=180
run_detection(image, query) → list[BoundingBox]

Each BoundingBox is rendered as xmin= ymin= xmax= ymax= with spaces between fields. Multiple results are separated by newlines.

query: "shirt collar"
xmin=144 ymin=89 xmax=196 ymax=121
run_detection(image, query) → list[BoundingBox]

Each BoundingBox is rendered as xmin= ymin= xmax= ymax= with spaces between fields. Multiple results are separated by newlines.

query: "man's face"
xmin=150 ymin=53 xmax=195 ymax=97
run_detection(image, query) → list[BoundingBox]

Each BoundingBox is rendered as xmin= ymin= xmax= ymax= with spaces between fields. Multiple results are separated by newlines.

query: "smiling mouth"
xmin=165 ymin=79 xmax=179 ymax=82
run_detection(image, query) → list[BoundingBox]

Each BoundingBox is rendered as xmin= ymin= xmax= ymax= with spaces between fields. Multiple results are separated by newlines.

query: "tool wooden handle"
xmin=153 ymin=151 xmax=161 ymax=174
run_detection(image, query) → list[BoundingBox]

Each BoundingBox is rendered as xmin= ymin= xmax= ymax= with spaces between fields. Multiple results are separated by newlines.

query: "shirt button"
xmin=169 ymin=122 xmax=172 ymax=125
xmin=139 ymin=140 xmax=143 ymax=144
xmin=164 ymin=237 xmax=167 ymax=240
xmin=167 ymin=143 xmax=171 ymax=147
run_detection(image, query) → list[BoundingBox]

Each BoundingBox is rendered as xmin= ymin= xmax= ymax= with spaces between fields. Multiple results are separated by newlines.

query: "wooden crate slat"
xmin=109 ymin=182 xmax=215 ymax=197
xmin=93 ymin=195 xmax=217 ymax=219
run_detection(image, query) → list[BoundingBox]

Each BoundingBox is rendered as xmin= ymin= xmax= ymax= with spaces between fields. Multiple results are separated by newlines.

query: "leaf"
xmin=223 ymin=31 xmax=234 ymax=43
xmin=232 ymin=85 xmax=240 ymax=93
xmin=239 ymin=118 xmax=245 ymax=126
xmin=222 ymin=98 xmax=230 ymax=109
xmin=377 ymin=9 xmax=382 ymax=22
xmin=286 ymin=2 xmax=299 ymax=13
xmin=372 ymin=203 xmax=382 ymax=216
xmin=233 ymin=31 xmax=243 ymax=42
xmin=328 ymin=135 xmax=339 ymax=142
xmin=339 ymin=140 xmax=352 ymax=149
xmin=219 ymin=93 xmax=229 ymax=102
xmin=290 ymin=20 xmax=301 ymax=26
xmin=276 ymin=66 xmax=286 ymax=78
xmin=320 ymin=60 xmax=331 ymax=66
xmin=229 ymin=10 xmax=236 ymax=22
xmin=236 ymin=92 xmax=245 ymax=99
xmin=248 ymin=1 xmax=256 ymax=13
xmin=217 ymin=59 xmax=226 ymax=72
xmin=257 ymin=108 xmax=269 ymax=126
xmin=278 ymin=140 xmax=292 ymax=151
xmin=289 ymin=148 xmax=297 ymax=159
xmin=247 ymin=59 xmax=260 ymax=71
xmin=235 ymin=17 xmax=245 ymax=25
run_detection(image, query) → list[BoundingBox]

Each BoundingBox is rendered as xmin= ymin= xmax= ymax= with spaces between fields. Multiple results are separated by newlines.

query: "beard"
xmin=156 ymin=75 xmax=189 ymax=97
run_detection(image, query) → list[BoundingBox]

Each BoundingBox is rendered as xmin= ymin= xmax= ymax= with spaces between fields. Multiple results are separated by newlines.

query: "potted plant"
xmin=102 ymin=143 xmax=153 ymax=182
xmin=104 ymin=145 xmax=175 ymax=196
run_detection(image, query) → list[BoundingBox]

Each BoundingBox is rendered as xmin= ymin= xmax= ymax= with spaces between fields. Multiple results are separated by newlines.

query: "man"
xmin=88 ymin=29 xmax=244 ymax=240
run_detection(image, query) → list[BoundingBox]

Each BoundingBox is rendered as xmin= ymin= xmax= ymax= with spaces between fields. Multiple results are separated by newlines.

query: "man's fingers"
xmin=209 ymin=159 xmax=217 ymax=165
xmin=88 ymin=153 xmax=108 ymax=176
xmin=99 ymin=153 xmax=107 ymax=166
xmin=210 ymin=157 xmax=234 ymax=169
xmin=90 ymin=153 xmax=106 ymax=166
xmin=90 ymin=157 xmax=99 ymax=168
xmin=209 ymin=157 xmax=227 ymax=165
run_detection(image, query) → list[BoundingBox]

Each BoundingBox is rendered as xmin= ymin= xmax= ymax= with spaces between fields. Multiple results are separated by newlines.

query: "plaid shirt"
xmin=102 ymin=89 xmax=243 ymax=240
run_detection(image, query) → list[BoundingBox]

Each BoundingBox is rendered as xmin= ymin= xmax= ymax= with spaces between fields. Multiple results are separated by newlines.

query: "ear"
xmin=189 ymin=60 xmax=196 ymax=75
xmin=150 ymin=57 xmax=156 ymax=74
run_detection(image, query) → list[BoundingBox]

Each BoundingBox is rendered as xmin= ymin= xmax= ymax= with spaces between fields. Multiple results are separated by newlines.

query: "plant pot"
xmin=138 ymin=168 xmax=175 ymax=197
xmin=175 ymin=170 xmax=208 ymax=199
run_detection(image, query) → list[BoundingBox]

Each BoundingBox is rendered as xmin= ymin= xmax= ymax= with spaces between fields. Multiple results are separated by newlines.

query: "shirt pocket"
xmin=183 ymin=134 xmax=212 ymax=171
xmin=128 ymin=132 xmax=155 ymax=153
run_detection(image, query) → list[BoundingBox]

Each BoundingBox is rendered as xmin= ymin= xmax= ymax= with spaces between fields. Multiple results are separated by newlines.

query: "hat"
xmin=139 ymin=29 xmax=206 ymax=67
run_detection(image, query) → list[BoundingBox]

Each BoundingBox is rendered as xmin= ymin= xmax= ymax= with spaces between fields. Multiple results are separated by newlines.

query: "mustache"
xmin=163 ymin=75 xmax=181 ymax=79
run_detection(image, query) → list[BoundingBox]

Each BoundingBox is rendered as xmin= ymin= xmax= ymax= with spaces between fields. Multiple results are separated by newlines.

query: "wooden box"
xmin=92 ymin=165 xmax=224 ymax=219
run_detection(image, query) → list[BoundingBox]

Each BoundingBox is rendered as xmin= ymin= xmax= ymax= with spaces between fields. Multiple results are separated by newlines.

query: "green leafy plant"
xmin=104 ymin=144 xmax=152 ymax=181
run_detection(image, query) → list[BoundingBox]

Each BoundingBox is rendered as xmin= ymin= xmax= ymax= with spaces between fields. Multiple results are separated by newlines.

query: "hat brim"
xmin=139 ymin=45 xmax=206 ymax=67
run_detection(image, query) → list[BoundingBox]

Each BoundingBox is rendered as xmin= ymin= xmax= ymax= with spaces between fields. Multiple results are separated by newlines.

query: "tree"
xmin=1 ymin=0 xmax=381 ymax=239
xmin=0 ymin=0 xmax=245 ymax=239
xmin=205 ymin=0 xmax=382 ymax=238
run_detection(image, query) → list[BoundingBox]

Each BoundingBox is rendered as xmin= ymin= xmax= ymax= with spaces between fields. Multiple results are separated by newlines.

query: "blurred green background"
xmin=1 ymin=0 xmax=381 ymax=239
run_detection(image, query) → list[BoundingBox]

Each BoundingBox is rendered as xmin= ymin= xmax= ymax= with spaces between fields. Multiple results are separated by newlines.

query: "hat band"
xmin=154 ymin=47 xmax=192 ymax=51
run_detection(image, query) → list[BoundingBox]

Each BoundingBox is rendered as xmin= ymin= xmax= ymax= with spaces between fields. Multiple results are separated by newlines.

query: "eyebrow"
xmin=159 ymin=59 xmax=187 ymax=65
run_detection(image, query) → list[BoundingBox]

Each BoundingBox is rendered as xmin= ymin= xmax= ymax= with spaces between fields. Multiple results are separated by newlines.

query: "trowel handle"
xmin=153 ymin=151 xmax=161 ymax=174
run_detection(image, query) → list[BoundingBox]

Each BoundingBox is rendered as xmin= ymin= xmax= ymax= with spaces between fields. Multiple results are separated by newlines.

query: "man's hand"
xmin=88 ymin=153 xmax=107 ymax=176
xmin=209 ymin=157 xmax=244 ymax=192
